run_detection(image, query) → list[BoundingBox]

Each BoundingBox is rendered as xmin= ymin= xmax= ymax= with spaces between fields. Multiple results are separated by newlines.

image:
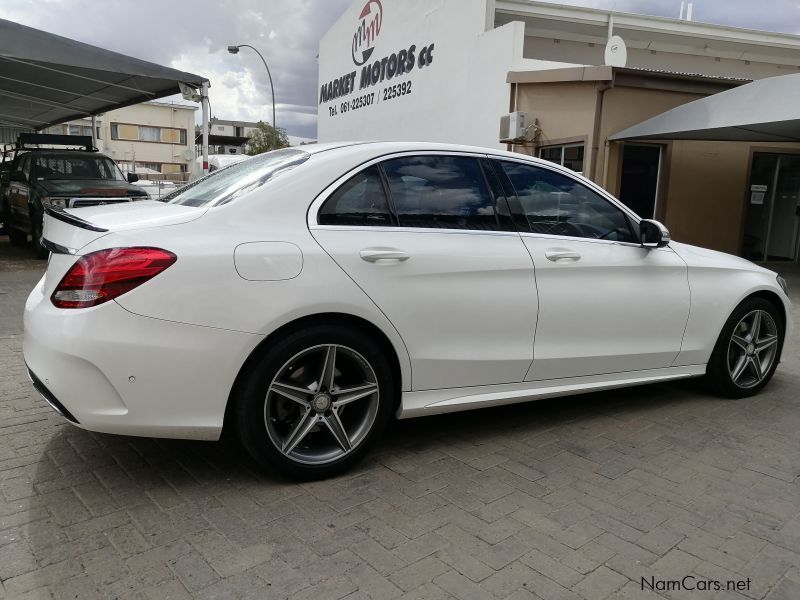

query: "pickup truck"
xmin=2 ymin=137 xmax=148 ymax=258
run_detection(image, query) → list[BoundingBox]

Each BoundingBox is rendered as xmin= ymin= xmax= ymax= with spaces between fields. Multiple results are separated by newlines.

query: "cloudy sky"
xmin=1 ymin=0 xmax=798 ymax=139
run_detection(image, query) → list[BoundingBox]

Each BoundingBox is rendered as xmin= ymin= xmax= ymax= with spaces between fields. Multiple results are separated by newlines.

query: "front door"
xmin=311 ymin=154 xmax=538 ymax=391
xmin=495 ymin=158 xmax=690 ymax=381
xmin=743 ymin=153 xmax=800 ymax=262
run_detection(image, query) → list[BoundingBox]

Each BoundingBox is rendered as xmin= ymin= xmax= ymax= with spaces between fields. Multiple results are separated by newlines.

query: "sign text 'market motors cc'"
xmin=318 ymin=0 xmax=435 ymax=111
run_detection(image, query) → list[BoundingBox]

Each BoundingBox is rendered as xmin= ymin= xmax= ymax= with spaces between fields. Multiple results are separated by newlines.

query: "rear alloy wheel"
xmin=706 ymin=297 xmax=784 ymax=398
xmin=235 ymin=326 xmax=395 ymax=479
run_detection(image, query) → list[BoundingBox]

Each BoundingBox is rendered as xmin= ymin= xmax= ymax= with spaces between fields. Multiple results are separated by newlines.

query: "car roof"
xmin=302 ymin=140 xmax=546 ymax=163
xmin=301 ymin=140 xmax=575 ymax=173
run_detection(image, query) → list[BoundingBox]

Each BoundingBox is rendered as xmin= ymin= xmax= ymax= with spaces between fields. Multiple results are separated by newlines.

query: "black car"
xmin=2 ymin=135 xmax=148 ymax=258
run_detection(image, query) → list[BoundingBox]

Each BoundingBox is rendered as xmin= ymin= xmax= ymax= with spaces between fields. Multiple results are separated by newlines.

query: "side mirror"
xmin=127 ymin=173 xmax=139 ymax=183
xmin=640 ymin=219 xmax=671 ymax=248
xmin=10 ymin=170 xmax=26 ymax=183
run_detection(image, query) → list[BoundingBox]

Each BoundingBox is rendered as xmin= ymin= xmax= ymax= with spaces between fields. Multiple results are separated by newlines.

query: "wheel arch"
xmin=744 ymin=289 xmax=787 ymax=329
xmin=223 ymin=312 xmax=405 ymax=435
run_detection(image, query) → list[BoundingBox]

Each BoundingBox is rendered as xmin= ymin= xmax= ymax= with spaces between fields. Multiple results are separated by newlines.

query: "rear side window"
xmin=382 ymin=156 xmax=504 ymax=230
xmin=318 ymin=166 xmax=394 ymax=226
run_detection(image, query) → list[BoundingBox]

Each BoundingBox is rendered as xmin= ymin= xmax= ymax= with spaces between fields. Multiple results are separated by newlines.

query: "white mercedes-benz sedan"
xmin=24 ymin=142 xmax=792 ymax=478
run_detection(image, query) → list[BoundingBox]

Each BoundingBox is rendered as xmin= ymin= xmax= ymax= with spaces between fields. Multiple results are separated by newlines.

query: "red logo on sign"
xmin=352 ymin=0 xmax=382 ymax=66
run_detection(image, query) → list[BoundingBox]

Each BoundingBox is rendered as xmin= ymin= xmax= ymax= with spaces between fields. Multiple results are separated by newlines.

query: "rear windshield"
xmin=166 ymin=149 xmax=310 ymax=208
xmin=34 ymin=154 xmax=125 ymax=181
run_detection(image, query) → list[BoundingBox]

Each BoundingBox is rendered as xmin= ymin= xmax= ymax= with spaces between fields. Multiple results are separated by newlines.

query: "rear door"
xmin=310 ymin=153 xmax=538 ymax=391
xmin=494 ymin=158 xmax=690 ymax=381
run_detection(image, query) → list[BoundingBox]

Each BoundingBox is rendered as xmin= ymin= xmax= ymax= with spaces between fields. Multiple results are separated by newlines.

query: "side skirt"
xmin=397 ymin=364 xmax=706 ymax=419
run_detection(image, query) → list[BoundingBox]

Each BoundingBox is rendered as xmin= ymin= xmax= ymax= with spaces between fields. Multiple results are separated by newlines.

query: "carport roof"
xmin=0 ymin=18 xmax=208 ymax=131
xmin=610 ymin=72 xmax=800 ymax=142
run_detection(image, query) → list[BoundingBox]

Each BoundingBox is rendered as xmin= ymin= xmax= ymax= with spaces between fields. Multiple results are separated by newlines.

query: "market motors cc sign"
xmin=319 ymin=0 xmax=435 ymax=110
xmin=352 ymin=0 xmax=383 ymax=66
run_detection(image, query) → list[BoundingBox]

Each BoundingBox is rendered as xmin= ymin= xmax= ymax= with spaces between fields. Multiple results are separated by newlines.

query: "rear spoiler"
xmin=43 ymin=205 xmax=108 ymax=233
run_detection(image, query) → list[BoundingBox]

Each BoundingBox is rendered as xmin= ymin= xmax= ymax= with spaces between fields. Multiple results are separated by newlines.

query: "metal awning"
xmin=610 ymin=72 xmax=800 ymax=142
xmin=0 ymin=18 xmax=208 ymax=131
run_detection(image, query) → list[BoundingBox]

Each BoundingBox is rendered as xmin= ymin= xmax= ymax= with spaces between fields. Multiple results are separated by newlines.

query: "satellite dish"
xmin=604 ymin=35 xmax=628 ymax=67
xmin=182 ymin=148 xmax=195 ymax=161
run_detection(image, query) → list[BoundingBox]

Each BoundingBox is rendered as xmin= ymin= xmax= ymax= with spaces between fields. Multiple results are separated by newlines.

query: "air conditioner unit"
xmin=499 ymin=111 xmax=529 ymax=143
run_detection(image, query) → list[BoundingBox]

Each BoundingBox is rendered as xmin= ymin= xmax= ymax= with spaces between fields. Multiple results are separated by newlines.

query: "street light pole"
xmin=228 ymin=44 xmax=276 ymax=131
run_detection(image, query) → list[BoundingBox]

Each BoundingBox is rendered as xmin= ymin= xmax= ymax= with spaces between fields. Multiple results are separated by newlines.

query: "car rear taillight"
xmin=51 ymin=247 xmax=176 ymax=309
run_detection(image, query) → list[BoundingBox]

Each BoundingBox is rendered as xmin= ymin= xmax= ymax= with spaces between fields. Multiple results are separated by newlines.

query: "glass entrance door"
xmin=743 ymin=153 xmax=800 ymax=262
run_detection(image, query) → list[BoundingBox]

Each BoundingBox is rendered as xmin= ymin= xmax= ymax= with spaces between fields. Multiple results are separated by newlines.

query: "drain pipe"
xmin=590 ymin=79 xmax=614 ymax=184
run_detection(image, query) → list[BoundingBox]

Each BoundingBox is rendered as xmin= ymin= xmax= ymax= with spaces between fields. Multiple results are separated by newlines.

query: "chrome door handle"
xmin=545 ymin=248 xmax=581 ymax=262
xmin=359 ymin=248 xmax=410 ymax=262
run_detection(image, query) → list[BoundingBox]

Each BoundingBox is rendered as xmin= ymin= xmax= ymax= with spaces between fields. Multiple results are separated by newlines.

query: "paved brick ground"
xmin=1 ymin=237 xmax=799 ymax=599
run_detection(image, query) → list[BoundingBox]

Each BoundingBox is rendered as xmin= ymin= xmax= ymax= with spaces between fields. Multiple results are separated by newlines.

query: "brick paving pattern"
xmin=1 ymin=237 xmax=799 ymax=599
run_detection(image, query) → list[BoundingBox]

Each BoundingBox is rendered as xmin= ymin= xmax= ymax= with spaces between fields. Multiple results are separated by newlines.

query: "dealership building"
xmin=318 ymin=0 xmax=800 ymax=261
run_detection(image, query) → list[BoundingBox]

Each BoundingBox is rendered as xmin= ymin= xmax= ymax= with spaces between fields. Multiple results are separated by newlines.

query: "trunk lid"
xmin=42 ymin=200 xmax=206 ymax=254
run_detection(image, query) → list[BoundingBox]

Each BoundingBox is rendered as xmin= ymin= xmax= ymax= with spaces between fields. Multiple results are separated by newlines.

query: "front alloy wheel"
xmin=727 ymin=309 xmax=779 ymax=389
xmin=235 ymin=325 xmax=395 ymax=479
xmin=706 ymin=297 xmax=784 ymax=398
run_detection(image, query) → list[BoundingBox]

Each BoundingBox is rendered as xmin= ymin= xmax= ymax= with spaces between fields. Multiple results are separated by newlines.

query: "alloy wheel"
xmin=264 ymin=344 xmax=380 ymax=465
xmin=726 ymin=309 xmax=779 ymax=389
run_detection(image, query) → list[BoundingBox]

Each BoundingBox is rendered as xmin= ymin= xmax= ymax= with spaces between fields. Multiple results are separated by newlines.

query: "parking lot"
xmin=0 ymin=238 xmax=799 ymax=600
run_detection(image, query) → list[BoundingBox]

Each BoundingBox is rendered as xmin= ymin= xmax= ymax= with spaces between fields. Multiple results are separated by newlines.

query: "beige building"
xmin=46 ymin=101 xmax=197 ymax=177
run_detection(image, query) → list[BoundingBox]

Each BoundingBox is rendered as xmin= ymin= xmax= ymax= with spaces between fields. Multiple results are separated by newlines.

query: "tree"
xmin=246 ymin=121 xmax=289 ymax=155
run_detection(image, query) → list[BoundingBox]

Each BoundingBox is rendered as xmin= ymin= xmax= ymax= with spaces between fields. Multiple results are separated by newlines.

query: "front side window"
xmin=382 ymin=155 xmax=504 ymax=230
xmin=500 ymin=161 xmax=634 ymax=242
xmin=319 ymin=166 xmax=394 ymax=226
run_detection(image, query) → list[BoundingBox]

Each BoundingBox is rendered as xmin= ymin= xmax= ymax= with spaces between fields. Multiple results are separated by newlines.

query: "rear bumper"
xmin=23 ymin=277 xmax=262 ymax=440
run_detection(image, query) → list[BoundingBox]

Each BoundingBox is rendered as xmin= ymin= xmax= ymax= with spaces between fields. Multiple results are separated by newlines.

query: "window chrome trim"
xmin=518 ymin=231 xmax=671 ymax=250
xmin=308 ymin=149 xmax=645 ymax=238
xmin=309 ymin=224 xmax=520 ymax=237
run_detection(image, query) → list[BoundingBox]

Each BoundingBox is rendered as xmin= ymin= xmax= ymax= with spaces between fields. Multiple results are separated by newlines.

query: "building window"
xmin=110 ymin=123 xmax=188 ymax=145
xmin=65 ymin=124 xmax=93 ymax=137
xmin=139 ymin=126 xmax=160 ymax=142
xmin=539 ymin=144 xmax=585 ymax=173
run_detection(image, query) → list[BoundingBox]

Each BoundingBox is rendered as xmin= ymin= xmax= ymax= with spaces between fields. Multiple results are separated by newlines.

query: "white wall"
xmin=318 ymin=0 xmax=538 ymax=149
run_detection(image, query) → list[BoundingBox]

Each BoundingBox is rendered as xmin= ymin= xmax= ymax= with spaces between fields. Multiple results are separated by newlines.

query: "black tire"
xmin=30 ymin=213 xmax=48 ymax=259
xmin=234 ymin=324 xmax=396 ymax=479
xmin=705 ymin=297 xmax=784 ymax=398
xmin=8 ymin=226 xmax=27 ymax=246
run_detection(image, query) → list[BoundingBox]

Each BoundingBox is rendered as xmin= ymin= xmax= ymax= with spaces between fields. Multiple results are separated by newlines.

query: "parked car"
xmin=4 ymin=135 xmax=148 ymax=258
xmin=24 ymin=142 xmax=792 ymax=478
